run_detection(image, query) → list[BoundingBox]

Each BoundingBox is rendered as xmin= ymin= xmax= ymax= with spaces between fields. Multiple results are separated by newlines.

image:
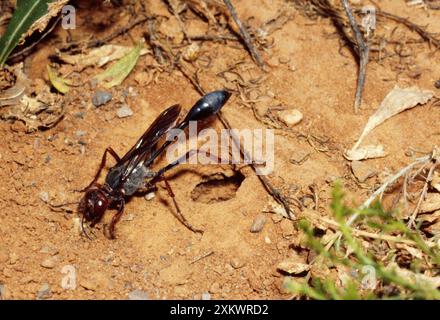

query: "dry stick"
xmin=325 ymin=153 xmax=434 ymax=251
xmin=189 ymin=34 xmax=238 ymax=42
xmin=310 ymin=211 xmax=438 ymax=248
xmin=340 ymin=0 xmax=369 ymax=114
xmin=216 ymin=112 xmax=294 ymax=219
xmin=190 ymin=251 xmax=214 ymax=264
xmin=59 ymin=16 xmax=149 ymax=51
xmin=376 ymin=10 xmax=440 ymax=49
xmin=166 ymin=0 xmax=191 ymax=43
xmin=223 ymin=0 xmax=266 ymax=70
xmin=407 ymin=160 xmax=438 ymax=228
xmin=359 ymin=154 xmax=432 ymax=213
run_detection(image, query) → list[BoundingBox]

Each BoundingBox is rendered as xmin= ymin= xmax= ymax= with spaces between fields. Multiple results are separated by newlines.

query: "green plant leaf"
xmin=0 ymin=0 xmax=56 ymax=67
xmin=94 ymin=41 xmax=143 ymax=88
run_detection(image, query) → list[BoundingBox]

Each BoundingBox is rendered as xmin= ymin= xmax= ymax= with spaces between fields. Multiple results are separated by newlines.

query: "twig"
xmin=223 ymin=0 xmax=266 ymax=70
xmin=165 ymin=0 xmax=191 ymax=42
xmin=147 ymin=18 xmax=166 ymax=65
xmin=190 ymin=251 xmax=214 ymax=264
xmin=59 ymin=16 xmax=149 ymax=51
xmin=407 ymin=160 xmax=438 ymax=228
xmin=359 ymin=154 xmax=432 ymax=213
xmin=217 ymin=112 xmax=294 ymax=219
xmin=376 ymin=10 xmax=440 ymax=49
xmin=325 ymin=153 xmax=434 ymax=252
xmin=189 ymin=34 xmax=238 ymax=42
xmin=340 ymin=0 xmax=369 ymax=113
xmin=310 ymin=212 xmax=438 ymax=248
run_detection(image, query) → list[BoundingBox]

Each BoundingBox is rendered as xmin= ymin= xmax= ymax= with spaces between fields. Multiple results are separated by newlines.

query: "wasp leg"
xmin=160 ymin=175 xmax=204 ymax=234
xmin=149 ymin=148 xmax=228 ymax=234
xmin=105 ymin=199 xmax=125 ymax=239
xmin=81 ymin=147 xmax=121 ymax=191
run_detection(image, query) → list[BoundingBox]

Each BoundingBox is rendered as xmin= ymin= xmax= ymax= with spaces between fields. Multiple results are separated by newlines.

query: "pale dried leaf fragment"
xmin=345 ymin=144 xmax=386 ymax=161
xmin=431 ymin=171 xmax=440 ymax=193
xmin=57 ymin=45 xmax=150 ymax=69
xmin=352 ymin=86 xmax=434 ymax=151
xmin=420 ymin=193 xmax=440 ymax=213
xmin=2 ymin=86 xmax=62 ymax=132
xmin=387 ymin=262 xmax=440 ymax=289
xmin=0 ymin=64 xmax=30 ymax=107
xmin=264 ymin=201 xmax=294 ymax=220
xmin=417 ymin=210 xmax=440 ymax=224
xmin=277 ymin=259 xmax=310 ymax=275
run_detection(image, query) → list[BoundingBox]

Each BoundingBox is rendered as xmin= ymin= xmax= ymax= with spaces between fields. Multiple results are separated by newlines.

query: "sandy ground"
xmin=0 ymin=0 xmax=439 ymax=299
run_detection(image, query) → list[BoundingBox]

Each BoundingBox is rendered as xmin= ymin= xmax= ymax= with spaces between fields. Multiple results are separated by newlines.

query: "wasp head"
xmin=78 ymin=186 xmax=109 ymax=223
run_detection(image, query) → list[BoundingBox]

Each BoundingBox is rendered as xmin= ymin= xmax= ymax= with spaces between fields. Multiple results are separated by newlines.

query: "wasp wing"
xmin=112 ymin=104 xmax=181 ymax=185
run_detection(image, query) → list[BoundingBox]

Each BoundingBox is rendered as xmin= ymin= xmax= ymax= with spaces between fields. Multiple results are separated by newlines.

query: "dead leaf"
xmin=417 ymin=210 xmax=440 ymax=224
xmin=351 ymin=86 xmax=434 ymax=151
xmin=264 ymin=201 xmax=294 ymax=220
xmin=431 ymin=171 xmax=440 ymax=193
xmin=277 ymin=258 xmax=310 ymax=275
xmin=345 ymin=145 xmax=386 ymax=161
xmin=1 ymin=85 xmax=63 ymax=132
xmin=58 ymin=44 xmax=150 ymax=70
xmin=351 ymin=160 xmax=377 ymax=182
xmin=386 ymin=262 xmax=440 ymax=289
xmin=420 ymin=193 xmax=440 ymax=213
xmin=0 ymin=63 xmax=30 ymax=107
xmin=424 ymin=220 xmax=440 ymax=236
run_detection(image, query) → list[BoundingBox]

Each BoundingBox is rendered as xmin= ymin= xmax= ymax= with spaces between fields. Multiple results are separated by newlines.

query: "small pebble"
xmin=201 ymin=292 xmax=211 ymax=300
xmin=351 ymin=161 xmax=377 ymax=183
xmin=278 ymin=109 xmax=303 ymax=127
xmin=74 ymin=111 xmax=86 ymax=119
xmin=80 ymin=279 xmax=98 ymax=291
xmin=117 ymin=104 xmax=134 ymax=118
xmin=37 ymin=283 xmax=51 ymax=300
xmin=128 ymin=289 xmax=149 ymax=300
xmin=39 ymin=191 xmax=49 ymax=203
xmin=9 ymin=252 xmax=19 ymax=264
xmin=41 ymin=256 xmax=57 ymax=269
xmin=271 ymin=213 xmax=283 ymax=224
xmin=277 ymin=259 xmax=310 ymax=275
xmin=230 ymin=257 xmax=246 ymax=269
xmin=92 ymin=90 xmax=112 ymax=107
xmin=0 ymin=284 xmax=5 ymax=298
xmin=145 ymin=192 xmax=155 ymax=201
xmin=75 ymin=130 xmax=87 ymax=137
xmin=129 ymin=264 xmax=143 ymax=273
xmin=435 ymin=79 xmax=440 ymax=89
xmin=209 ymin=282 xmax=221 ymax=294
xmin=250 ymin=214 xmax=267 ymax=233
xmin=39 ymin=246 xmax=59 ymax=256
